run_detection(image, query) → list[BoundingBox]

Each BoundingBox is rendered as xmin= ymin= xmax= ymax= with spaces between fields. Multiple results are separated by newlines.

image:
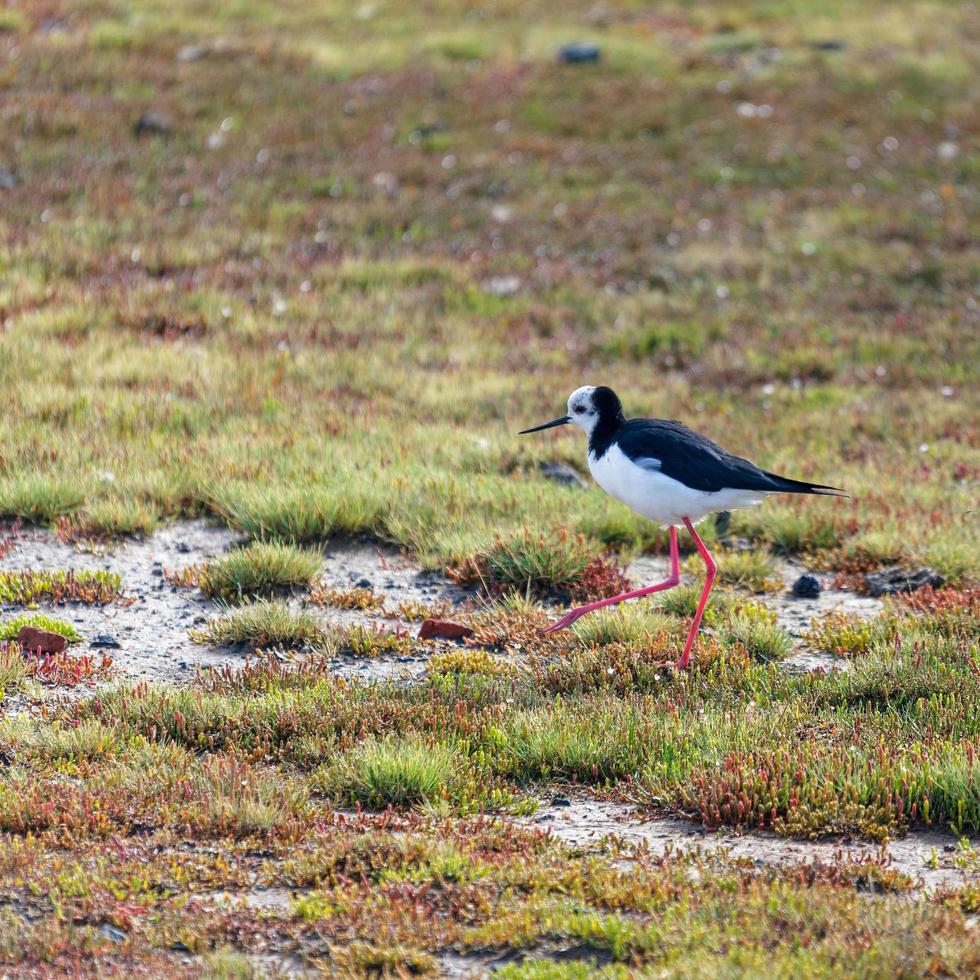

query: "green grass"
xmin=198 ymin=542 xmax=322 ymax=602
xmin=319 ymin=735 xmax=457 ymax=809
xmin=189 ymin=600 xmax=335 ymax=651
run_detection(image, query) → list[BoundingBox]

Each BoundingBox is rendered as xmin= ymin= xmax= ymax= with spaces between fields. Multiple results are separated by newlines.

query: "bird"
xmin=519 ymin=385 xmax=846 ymax=668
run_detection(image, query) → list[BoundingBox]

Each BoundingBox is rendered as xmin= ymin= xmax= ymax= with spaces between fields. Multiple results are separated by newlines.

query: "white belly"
xmin=587 ymin=444 xmax=770 ymax=527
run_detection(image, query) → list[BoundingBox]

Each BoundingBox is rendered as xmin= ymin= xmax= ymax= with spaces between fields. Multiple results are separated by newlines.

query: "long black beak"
xmin=519 ymin=415 xmax=571 ymax=434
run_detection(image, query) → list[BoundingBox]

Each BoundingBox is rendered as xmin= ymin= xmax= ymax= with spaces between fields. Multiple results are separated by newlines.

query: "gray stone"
xmin=863 ymin=566 xmax=944 ymax=597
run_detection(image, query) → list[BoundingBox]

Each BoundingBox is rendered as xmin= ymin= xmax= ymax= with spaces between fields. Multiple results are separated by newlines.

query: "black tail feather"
xmin=764 ymin=471 xmax=848 ymax=497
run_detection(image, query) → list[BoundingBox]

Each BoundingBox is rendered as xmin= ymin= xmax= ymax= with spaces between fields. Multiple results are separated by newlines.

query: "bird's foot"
xmin=541 ymin=608 xmax=586 ymax=635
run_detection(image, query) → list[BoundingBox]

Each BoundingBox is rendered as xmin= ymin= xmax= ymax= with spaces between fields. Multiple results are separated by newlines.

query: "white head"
xmin=519 ymin=385 xmax=624 ymax=441
xmin=566 ymin=385 xmax=600 ymax=436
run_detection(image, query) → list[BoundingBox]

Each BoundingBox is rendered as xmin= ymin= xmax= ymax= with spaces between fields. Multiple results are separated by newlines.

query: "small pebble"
xmin=791 ymin=574 xmax=822 ymax=599
xmin=91 ymin=633 xmax=121 ymax=649
xmin=551 ymin=795 xmax=571 ymax=807
xmin=98 ymin=924 xmax=127 ymax=944
xmin=558 ymin=42 xmax=600 ymax=64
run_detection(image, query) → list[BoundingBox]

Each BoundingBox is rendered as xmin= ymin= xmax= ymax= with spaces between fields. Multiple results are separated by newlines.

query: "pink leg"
xmin=542 ymin=527 xmax=680 ymax=634
xmin=675 ymin=517 xmax=717 ymax=669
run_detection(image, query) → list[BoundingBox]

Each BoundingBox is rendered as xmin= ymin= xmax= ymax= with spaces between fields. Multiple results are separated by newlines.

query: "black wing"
xmin=615 ymin=419 xmax=846 ymax=496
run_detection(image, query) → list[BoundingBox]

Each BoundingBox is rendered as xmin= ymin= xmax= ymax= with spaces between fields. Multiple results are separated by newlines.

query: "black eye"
xmin=574 ymin=406 xmax=586 ymax=414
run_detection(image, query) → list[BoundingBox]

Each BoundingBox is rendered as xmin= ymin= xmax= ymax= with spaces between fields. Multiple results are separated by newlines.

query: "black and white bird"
xmin=520 ymin=385 xmax=846 ymax=668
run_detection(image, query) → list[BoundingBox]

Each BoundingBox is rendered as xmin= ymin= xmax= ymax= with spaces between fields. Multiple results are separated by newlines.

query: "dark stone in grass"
xmin=176 ymin=542 xmax=192 ymax=553
xmin=151 ymin=567 xmax=164 ymax=577
xmin=863 ymin=566 xmax=944 ymax=597
xmin=551 ymin=795 xmax=571 ymax=807
xmin=356 ymin=577 xmax=372 ymax=588
xmin=791 ymin=574 xmax=822 ymax=599
xmin=558 ymin=42 xmax=600 ymax=64
xmin=540 ymin=461 xmax=587 ymax=489
xmin=16 ymin=627 xmax=68 ymax=654
xmin=98 ymin=924 xmax=127 ymax=944
xmin=91 ymin=633 xmax=121 ymax=649
xmin=133 ymin=112 xmax=173 ymax=137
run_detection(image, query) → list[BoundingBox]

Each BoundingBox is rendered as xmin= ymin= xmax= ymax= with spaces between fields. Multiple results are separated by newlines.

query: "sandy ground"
xmin=6 ymin=517 xmax=976 ymax=960
xmin=0 ymin=520 xmax=877 ymax=685
xmin=524 ymin=796 xmax=979 ymax=895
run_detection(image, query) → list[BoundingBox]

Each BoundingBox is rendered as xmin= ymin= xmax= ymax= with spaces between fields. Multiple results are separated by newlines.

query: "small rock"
xmin=176 ymin=542 xmax=192 ymax=553
xmin=535 ymin=814 xmax=554 ymax=823
xmin=418 ymin=619 xmax=474 ymax=641
xmin=810 ymin=39 xmax=847 ymax=51
xmin=177 ymin=43 xmax=209 ymax=63
xmin=15 ymin=627 xmax=69 ymax=654
xmin=396 ymin=655 xmax=415 ymax=663
xmin=481 ymin=275 xmax=521 ymax=297
xmin=791 ymin=574 xmax=822 ymax=599
xmin=540 ymin=461 xmax=587 ymax=489
xmin=558 ymin=42 xmax=601 ymax=64
xmin=133 ymin=112 xmax=173 ymax=137
xmin=863 ymin=566 xmax=944 ymax=597
xmin=0 ymin=166 xmax=19 ymax=191
xmin=151 ymin=567 xmax=164 ymax=577
xmin=356 ymin=577 xmax=372 ymax=589
xmin=551 ymin=795 xmax=572 ymax=807
xmin=98 ymin=924 xmax=127 ymax=944
xmin=91 ymin=634 xmax=121 ymax=649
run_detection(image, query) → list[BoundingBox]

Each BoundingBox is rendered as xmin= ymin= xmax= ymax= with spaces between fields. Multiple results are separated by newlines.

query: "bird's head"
xmin=519 ymin=385 xmax=623 ymax=439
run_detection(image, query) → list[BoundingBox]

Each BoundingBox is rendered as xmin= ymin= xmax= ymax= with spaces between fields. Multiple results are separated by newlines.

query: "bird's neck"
xmin=588 ymin=411 xmax=625 ymax=459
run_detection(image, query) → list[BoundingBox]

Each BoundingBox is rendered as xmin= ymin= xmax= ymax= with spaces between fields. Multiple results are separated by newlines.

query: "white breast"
xmin=587 ymin=444 xmax=770 ymax=527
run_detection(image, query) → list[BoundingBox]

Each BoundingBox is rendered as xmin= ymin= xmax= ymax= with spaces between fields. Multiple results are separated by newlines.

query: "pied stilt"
xmin=520 ymin=385 xmax=846 ymax=668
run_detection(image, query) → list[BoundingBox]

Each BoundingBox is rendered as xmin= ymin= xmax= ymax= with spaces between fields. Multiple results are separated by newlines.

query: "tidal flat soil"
xmin=0 ymin=0 xmax=978 ymax=975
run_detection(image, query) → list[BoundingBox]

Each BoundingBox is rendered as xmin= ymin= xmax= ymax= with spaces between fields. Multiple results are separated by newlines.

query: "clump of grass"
xmin=801 ymin=612 xmax=880 ymax=657
xmin=719 ymin=614 xmax=793 ymax=662
xmin=0 ymin=569 xmax=123 ymax=606
xmin=710 ymin=549 xmax=781 ymax=592
xmin=0 ymin=615 xmax=80 ymax=644
xmin=656 ymin=584 xmax=736 ymax=619
xmin=389 ymin=598 xmax=453 ymax=622
xmin=189 ymin=600 xmax=335 ymax=651
xmin=428 ymin=649 xmax=513 ymax=677
xmin=196 ymin=542 xmax=321 ymax=602
xmin=327 ymin=943 xmax=437 ymax=979
xmin=449 ymin=530 xmax=629 ymax=601
xmin=320 ymin=735 xmax=457 ymax=809
xmin=340 ymin=623 xmax=417 ymax=658
xmin=0 ymin=644 xmax=28 ymax=697
xmin=572 ymin=605 xmax=676 ymax=647
xmin=63 ymin=499 xmax=160 ymax=539
xmin=189 ymin=755 xmax=309 ymax=836
xmin=307 ymin=584 xmax=386 ymax=611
